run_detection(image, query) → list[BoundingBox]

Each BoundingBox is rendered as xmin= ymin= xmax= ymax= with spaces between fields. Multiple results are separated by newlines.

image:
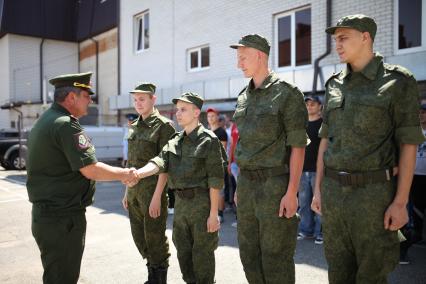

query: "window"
xmin=275 ymin=7 xmax=311 ymax=68
xmin=188 ymin=46 xmax=210 ymax=71
xmin=395 ymin=0 xmax=426 ymax=52
xmin=134 ymin=11 xmax=149 ymax=52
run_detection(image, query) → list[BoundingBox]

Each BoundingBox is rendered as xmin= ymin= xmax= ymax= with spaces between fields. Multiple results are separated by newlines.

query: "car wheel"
xmin=8 ymin=152 xmax=26 ymax=170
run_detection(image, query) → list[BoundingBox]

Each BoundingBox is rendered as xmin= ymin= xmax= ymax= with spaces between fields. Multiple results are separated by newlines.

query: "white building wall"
xmin=43 ymin=39 xmax=79 ymax=101
xmin=0 ymin=35 xmax=10 ymax=129
xmin=5 ymin=34 xmax=78 ymax=129
xmin=120 ymin=0 xmax=174 ymax=94
xmin=117 ymin=0 xmax=426 ymax=109
xmin=80 ymin=28 xmax=118 ymax=125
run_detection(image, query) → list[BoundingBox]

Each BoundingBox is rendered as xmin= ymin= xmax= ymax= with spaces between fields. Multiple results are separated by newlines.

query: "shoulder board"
xmin=170 ymin=131 xmax=181 ymax=139
xmin=383 ymin=63 xmax=414 ymax=78
xmin=278 ymin=79 xmax=302 ymax=92
xmin=157 ymin=114 xmax=173 ymax=125
xmin=325 ymin=71 xmax=342 ymax=87
xmin=237 ymin=86 xmax=247 ymax=97
xmin=203 ymin=128 xmax=218 ymax=139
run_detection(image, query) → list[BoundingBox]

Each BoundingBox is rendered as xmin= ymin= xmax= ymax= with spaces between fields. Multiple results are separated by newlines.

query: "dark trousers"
xmin=31 ymin=211 xmax=87 ymax=284
xmin=410 ymin=175 xmax=426 ymax=238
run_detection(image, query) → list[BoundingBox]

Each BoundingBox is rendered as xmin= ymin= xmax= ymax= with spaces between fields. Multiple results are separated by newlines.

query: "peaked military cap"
xmin=49 ymin=71 xmax=94 ymax=94
xmin=172 ymin=92 xmax=204 ymax=110
xmin=230 ymin=34 xmax=271 ymax=55
xmin=130 ymin=82 xmax=156 ymax=94
xmin=325 ymin=14 xmax=377 ymax=41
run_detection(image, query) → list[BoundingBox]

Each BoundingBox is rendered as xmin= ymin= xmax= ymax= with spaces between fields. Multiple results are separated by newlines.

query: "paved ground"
xmin=0 ymin=168 xmax=425 ymax=283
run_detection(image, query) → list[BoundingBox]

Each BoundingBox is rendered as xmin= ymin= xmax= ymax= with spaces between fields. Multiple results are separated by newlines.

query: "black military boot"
xmin=144 ymin=264 xmax=155 ymax=284
xmin=154 ymin=267 xmax=168 ymax=284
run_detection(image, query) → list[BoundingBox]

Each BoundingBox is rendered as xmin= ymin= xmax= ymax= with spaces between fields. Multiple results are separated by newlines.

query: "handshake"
xmin=120 ymin=167 xmax=141 ymax=187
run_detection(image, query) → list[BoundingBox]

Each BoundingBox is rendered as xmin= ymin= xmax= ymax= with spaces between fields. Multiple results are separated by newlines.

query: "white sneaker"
xmin=231 ymin=222 xmax=238 ymax=228
xmin=167 ymin=208 xmax=174 ymax=215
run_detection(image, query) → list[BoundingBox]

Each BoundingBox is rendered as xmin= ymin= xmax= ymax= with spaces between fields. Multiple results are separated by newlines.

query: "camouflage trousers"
xmin=173 ymin=188 xmax=218 ymax=284
xmin=321 ymin=177 xmax=399 ymax=284
xmin=237 ymin=173 xmax=298 ymax=284
xmin=127 ymin=186 xmax=170 ymax=268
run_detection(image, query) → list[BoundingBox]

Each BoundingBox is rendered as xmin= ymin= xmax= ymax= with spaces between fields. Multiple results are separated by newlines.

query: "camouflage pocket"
xmin=351 ymin=97 xmax=390 ymax=138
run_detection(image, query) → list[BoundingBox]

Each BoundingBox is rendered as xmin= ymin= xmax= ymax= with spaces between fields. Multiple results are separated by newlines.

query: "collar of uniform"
xmin=181 ymin=124 xmax=204 ymax=143
xmin=51 ymin=102 xmax=71 ymax=116
xmin=341 ymin=52 xmax=383 ymax=81
xmin=248 ymin=71 xmax=280 ymax=91
xmin=140 ymin=108 xmax=160 ymax=128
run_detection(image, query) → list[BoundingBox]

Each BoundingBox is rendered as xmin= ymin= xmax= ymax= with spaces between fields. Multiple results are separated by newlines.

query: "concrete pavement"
xmin=0 ymin=169 xmax=425 ymax=283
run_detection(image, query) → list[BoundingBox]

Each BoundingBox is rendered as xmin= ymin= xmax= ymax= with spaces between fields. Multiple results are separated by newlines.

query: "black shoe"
xmin=144 ymin=264 xmax=155 ymax=284
xmin=399 ymin=249 xmax=410 ymax=265
xmin=153 ymin=267 xmax=168 ymax=284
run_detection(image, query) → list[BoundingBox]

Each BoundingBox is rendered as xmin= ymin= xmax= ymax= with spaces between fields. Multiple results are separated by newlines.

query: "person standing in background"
xmin=297 ymin=95 xmax=323 ymax=245
xmin=207 ymin=107 xmax=228 ymax=223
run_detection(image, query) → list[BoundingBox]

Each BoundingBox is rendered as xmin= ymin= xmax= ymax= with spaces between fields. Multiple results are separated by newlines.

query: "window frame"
xmin=274 ymin=6 xmax=312 ymax=71
xmin=187 ymin=45 xmax=210 ymax=72
xmin=394 ymin=0 xmax=426 ymax=54
xmin=134 ymin=10 xmax=150 ymax=54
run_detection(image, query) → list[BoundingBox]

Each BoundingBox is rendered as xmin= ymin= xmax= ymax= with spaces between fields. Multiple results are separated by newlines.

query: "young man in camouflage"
xmin=311 ymin=15 xmax=426 ymax=284
xmin=134 ymin=92 xmax=225 ymax=284
xmin=121 ymin=83 xmax=175 ymax=284
xmin=27 ymin=72 xmax=139 ymax=284
xmin=230 ymin=34 xmax=308 ymax=284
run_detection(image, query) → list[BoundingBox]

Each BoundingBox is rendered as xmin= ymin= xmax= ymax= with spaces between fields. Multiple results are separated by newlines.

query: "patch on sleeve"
xmin=74 ymin=132 xmax=92 ymax=150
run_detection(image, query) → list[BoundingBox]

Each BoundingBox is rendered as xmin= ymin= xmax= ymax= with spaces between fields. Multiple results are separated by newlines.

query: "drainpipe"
xmin=89 ymin=1 xmax=100 ymax=125
xmin=312 ymin=0 xmax=331 ymax=95
xmin=117 ymin=0 xmax=121 ymax=125
xmin=39 ymin=38 xmax=45 ymax=102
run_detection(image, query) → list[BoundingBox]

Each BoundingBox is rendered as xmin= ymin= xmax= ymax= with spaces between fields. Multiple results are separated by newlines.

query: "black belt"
xmin=240 ymin=166 xmax=289 ymax=181
xmin=325 ymin=167 xmax=392 ymax=187
xmin=173 ymin=187 xmax=208 ymax=199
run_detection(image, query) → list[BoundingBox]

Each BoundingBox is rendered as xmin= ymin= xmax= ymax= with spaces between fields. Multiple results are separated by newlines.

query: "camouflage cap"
xmin=230 ymin=34 xmax=270 ymax=55
xmin=130 ymin=82 xmax=156 ymax=94
xmin=49 ymin=71 xmax=94 ymax=94
xmin=325 ymin=14 xmax=377 ymax=41
xmin=172 ymin=92 xmax=204 ymax=110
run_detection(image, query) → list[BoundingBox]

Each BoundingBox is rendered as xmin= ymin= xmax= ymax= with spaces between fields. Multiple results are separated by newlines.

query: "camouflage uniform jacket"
xmin=232 ymin=71 xmax=308 ymax=170
xmin=150 ymin=124 xmax=225 ymax=190
xmin=26 ymin=102 xmax=97 ymax=215
xmin=319 ymin=53 xmax=426 ymax=172
xmin=127 ymin=109 xmax=175 ymax=189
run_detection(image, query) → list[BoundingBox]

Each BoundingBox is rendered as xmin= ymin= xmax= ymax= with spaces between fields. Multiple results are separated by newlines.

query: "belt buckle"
xmin=337 ymin=171 xmax=351 ymax=186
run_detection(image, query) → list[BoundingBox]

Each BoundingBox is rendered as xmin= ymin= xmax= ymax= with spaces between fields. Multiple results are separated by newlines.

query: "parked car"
xmin=0 ymin=129 xmax=28 ymax=170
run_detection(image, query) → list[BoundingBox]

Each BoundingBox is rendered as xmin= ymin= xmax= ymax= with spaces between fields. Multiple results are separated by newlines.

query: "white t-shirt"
xmin=414 ymin=128 xmax=426 ymax=175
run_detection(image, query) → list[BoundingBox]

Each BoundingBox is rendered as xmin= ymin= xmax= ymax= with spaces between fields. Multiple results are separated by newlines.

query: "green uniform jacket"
xmin=150 ymin=124 xmax=225 ymax=190
xmin=26 ymin=103 xmax=97 ymax=216
xmin=320 ymin=53 xmax=426 ymax=171
xmin=233 ymin=71 xmax=308 ymax=170
xmin=127 ymin=109 xmax=175 ymax=191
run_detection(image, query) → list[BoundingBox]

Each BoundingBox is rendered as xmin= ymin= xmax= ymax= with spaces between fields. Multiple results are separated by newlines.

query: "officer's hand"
xmin=279 ymin=191 xmax=298 ymax=218
xmin=207 ymin=215 xmax=220 ymax=233
xmin=311 ymin=193 xmax=322 ymax=216
xmin=384 ymin=202 xmax=408 ymax=231
xmin=149 ymin=194 xmax=161 ymax=218
xmin=123 ymin=168 xmax=139 ymax=187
